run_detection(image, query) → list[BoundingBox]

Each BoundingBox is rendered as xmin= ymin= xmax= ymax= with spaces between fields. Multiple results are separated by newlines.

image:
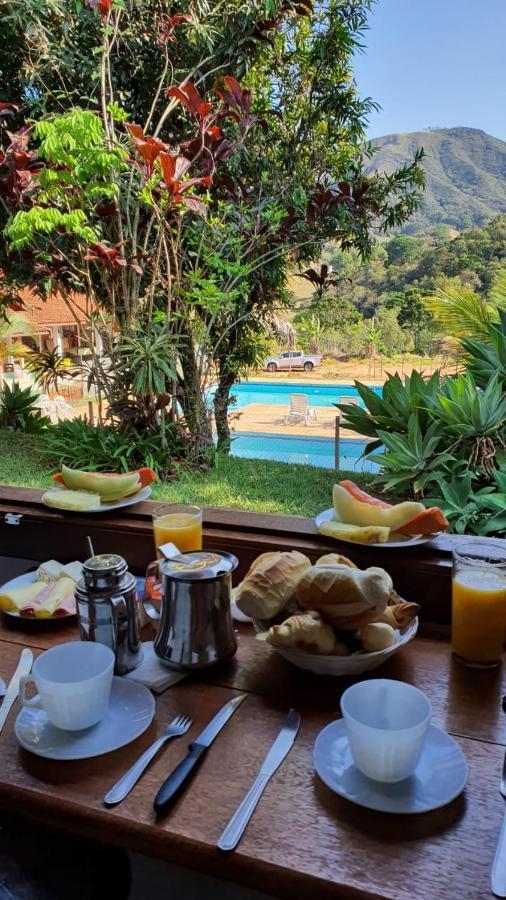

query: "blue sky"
xmin=353 ymin=0 xmax=506 ymax=140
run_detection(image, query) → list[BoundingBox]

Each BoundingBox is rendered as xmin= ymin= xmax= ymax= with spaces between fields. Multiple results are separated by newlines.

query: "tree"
xmin=386 ymin=289 xmax=433 ymax=354
xmin=386 ymin=234 xmax=427 ymax=266
xmin=1 ymin=0 xmax=425 ymax=461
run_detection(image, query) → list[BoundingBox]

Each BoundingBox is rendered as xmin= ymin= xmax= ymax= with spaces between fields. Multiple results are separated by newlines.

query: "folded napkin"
xmin=125 ymin=641 xmax=186 ymax=694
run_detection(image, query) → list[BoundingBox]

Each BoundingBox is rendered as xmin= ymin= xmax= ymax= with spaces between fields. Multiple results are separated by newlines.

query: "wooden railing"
xmin=0 ymin=485 xmax=502 ymax=627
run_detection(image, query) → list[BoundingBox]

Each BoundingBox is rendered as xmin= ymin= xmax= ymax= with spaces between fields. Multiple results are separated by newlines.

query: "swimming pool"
xmin=230 ymin=432 xmax=378 ymax=471
xmin=210 ymin=380 xmax=380 ymax=410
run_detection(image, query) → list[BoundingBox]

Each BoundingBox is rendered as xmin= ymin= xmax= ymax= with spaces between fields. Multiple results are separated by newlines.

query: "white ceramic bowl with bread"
xmin=234 ymin=550 xmax=419 ymax=676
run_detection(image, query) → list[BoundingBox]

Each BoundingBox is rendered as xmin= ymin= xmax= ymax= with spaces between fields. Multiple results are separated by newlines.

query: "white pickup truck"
xmin=264 ymin=350 xmax=323 ymax=372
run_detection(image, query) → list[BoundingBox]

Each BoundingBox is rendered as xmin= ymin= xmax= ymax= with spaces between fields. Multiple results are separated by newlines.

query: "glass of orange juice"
xmin=452 ymin=541 xmax=506 ymax=668
xmin=152 ymin=504 xmax=203 ymax=556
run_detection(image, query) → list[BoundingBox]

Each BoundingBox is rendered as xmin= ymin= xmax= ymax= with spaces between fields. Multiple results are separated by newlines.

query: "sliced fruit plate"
xmin=41 ymin=465 xmax=156 ymax=513
xmin=314 ymin=480 xmax=448 ymax=548
xmin=314 ymin=508 xmax=439 ymax=548
xmin=0 ymin=559 xmax=82 ymax=620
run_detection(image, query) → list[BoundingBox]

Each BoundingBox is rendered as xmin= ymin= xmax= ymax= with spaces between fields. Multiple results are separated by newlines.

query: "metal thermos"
xmin=76 ymin=554 xmax=143 ymax=676
xmin=145 ymin=550 xmax=238 ymax=671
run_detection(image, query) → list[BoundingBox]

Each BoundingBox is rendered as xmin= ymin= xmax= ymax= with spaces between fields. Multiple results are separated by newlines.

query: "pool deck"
xmin=230 ymin=403 xmax=359 ymax=439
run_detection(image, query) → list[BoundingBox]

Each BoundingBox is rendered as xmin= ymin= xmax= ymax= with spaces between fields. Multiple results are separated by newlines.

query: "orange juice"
xmin=452 ymin=567 xmax=506 ymax=666
xmin=153 ymin=513 xmax=202 ymax=554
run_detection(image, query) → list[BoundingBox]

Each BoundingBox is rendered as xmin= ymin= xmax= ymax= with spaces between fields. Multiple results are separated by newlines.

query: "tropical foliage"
xmin=0 ymin=382 xmax=49 ymax=432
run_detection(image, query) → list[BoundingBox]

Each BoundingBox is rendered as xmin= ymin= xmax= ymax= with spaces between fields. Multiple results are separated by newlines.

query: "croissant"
xmin=296 ymin=565 xmax=391 ymax=629
xmin=266 ymin=610 xmax=337 ymax=655
xmin=235 ymin=550 xmax=311 ymax=621
xmin=316 ymin=553 xmax=358 ymax=569
xmin=360 ymin=622 xmax=396 ymax=652
xmin=374 ymin=601 xmax=420 ymax=630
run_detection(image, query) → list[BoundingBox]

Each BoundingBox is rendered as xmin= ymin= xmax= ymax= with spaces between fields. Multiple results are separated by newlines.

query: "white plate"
xmin=314 ymin=720 xmax=468 ymax=814
xmin=15 ymin=677 xmax=155 ymax=760
xmin=315 ymin=508 xmax=440 ymax=548
xmin=268 ymin=618 xmax=418 ymax=676
xmin=42 ymin=485 xmax=152 ymax=514
xmin=0 ymin=572 xmax=76 ymax=621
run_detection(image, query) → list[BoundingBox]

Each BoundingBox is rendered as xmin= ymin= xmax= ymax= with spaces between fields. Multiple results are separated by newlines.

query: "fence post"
xmin=334 ymin=414 xmax=340 ymax=471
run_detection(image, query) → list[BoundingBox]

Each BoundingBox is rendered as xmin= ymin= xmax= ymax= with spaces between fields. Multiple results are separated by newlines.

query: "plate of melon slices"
xmin=41 ymin=465 xmax=155 ymax=514
xmin=315 ymin=480 xmax=448 ymax=548
xmin=0 ymin=559 xmax=82 ymax=620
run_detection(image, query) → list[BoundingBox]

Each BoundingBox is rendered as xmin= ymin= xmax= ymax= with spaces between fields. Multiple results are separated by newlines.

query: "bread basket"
xmin=254 ymin=617 xmax=418 ymax=675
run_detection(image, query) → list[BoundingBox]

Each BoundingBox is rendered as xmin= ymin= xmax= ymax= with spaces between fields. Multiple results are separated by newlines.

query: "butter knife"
xmin=218 ymin=708 xmax=300 ymax=852
xmin=0 ymin=649 xmax=33 ymax=734
xmin=492 ymin=747 xmax=506 ymax=897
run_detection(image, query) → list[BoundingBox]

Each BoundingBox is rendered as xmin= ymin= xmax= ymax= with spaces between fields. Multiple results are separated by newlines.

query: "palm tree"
xmin=425 ymin=273 xmax=504 ymax=342
xmin=0 ymin=313 xmax=35 ymax=391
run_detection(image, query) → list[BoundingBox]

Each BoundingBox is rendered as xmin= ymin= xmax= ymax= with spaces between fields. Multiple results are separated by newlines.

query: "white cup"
xmin=19 ymin=642 xmax=115 ymax=732
xmin=341 ymin=679 xmax=431 ymax=783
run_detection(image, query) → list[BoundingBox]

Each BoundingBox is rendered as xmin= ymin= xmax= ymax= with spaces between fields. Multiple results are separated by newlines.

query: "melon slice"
xmin=53 ymin=466 xmax=156 ymax=489
xmin=333 ymin=484 xmax=424 ymax=531
xmin=60 ymin=465 xmax=140 ymax=501
xmin=42 ymin=489 xmax=102 ymax=511
xmin=319 ymin=521 xmax=391 ymax=545
xmin=399 ymin=507 xmax=448 ymax=535
xmin=340 ymin=480 xmax=392 ymax=509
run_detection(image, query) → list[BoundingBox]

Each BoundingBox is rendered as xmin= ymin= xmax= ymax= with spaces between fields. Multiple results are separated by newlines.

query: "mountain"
xmin=367 ymin=127 xmax=506 ymax=233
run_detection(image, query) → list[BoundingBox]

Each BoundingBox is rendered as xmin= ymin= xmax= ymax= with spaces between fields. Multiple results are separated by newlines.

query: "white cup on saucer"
xmin=340 ymin=679 xmax=431 ymax=783
xmin=19 ymin=642 xmax=115 ymax=732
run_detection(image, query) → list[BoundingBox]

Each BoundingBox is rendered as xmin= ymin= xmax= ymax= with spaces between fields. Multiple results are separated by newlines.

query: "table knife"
xmin=492 ymin=746 xmax=506 ymax=897
xmin=153 ymin=693 xmax=247 ymax=816
xmin=218 ymin=708 xmax=300 ymax=852
xmin=0 ymin=648 xmax=33 ymax=734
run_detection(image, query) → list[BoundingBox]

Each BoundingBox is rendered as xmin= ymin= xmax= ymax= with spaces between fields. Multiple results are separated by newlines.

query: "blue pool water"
xmin=210 ymin=380 xmax=380 ymax=410
xmin=230 ymin=432 xmax=378 ymax=472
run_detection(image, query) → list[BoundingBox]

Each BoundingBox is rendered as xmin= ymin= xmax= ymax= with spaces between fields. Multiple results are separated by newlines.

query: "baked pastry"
xmin=235 ymin=550 xmax=311 ymax=620
xmin=375 ymin=601 xmax=420 ymax=630
xmin=316 ymin=553 xmax=357 ymax=569
xmin=296 ymin=565 xmax=391 ymax=629
xmin=360 ymin=622 xmax=396 ymax=652
xmin=266 ymin=610 xmax=337 ymax=655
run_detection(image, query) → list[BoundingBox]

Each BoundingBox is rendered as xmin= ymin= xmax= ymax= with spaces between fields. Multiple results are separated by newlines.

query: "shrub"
xmin=41 ymin=418 xmax=188 ymax=480
xmin=0 ymin=382 xmax=49 ymax=433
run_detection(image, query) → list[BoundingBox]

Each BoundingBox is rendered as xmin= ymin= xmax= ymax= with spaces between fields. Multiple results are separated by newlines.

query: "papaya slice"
xmin=398 ymin=507 xmax=448 ymax=535
xmin=340 ymin=480 xmax=391 ymax=509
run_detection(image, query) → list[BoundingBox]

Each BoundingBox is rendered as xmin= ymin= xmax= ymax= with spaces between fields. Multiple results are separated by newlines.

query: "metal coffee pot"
xmin=143 ymin=550 xmax=238 ymax=670
xmin=75 ymin=553 xmax=143 ymax=676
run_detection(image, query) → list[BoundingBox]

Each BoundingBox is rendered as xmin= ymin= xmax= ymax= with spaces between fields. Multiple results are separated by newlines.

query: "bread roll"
xmin=316 ymin=553 xmax=357 ymax=569
xmin=266 ymin=610 xmax=337 ymax=655
xmin=374 ymin=601 xmax=420 ymax=630
xmin=296 ymin=565 xmax=390 ymax=629
xmin=361 ymin=622 xmax=396 ymax=652
xmin=235 ymin=550 xmax=311 ymax=620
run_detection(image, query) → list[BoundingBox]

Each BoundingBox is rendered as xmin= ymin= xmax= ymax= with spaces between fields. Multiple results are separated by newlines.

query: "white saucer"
xmin=15 ymin=677 xmax=155 ymax=760
xmin=314 ymin=508 xmax=439 ymax=548
xmin=314 ymin=720 xmax=468 ymax=814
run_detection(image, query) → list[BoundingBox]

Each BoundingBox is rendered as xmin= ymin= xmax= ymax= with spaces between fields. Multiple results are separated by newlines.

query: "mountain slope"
xmin=367 ymin=127 xmax=506 ymax=233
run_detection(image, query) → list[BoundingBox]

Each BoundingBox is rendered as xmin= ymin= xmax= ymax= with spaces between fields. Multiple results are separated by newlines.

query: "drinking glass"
xmin=152 ymin=504 xmax=203 ymax=556
xmin=452 ymin=541 xmax=506 ymax=668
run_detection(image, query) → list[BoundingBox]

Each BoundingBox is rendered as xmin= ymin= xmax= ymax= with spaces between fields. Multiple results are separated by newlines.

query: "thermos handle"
xmin=110 ymin=593 xmax=129 ymax=654
xmin=141 ymin=561 xmax=161 ymax=622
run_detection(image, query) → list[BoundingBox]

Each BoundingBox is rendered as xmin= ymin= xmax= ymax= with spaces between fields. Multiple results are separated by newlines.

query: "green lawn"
xmin=0 ymin=431 xmax=376 ymax=517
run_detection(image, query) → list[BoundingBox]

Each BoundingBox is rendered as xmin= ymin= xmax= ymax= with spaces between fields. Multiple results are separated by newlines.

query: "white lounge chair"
xmin=285 ymin=394 xmax=318 ymax=426
xmin=338 ymin=396 xmax=359 ymax=406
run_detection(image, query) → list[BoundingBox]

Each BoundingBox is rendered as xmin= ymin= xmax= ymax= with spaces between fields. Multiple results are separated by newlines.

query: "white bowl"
xmin=261 ymin=618 xmax=418 ymax=676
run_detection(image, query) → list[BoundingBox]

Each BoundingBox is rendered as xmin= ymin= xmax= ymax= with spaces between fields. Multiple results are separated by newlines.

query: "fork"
xmin=104 ymin=715 xmax=192 ymax=806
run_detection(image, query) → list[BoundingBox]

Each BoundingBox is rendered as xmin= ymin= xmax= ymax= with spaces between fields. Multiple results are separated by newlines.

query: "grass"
xmin=0 ymin=431 xmax=376 ymax=517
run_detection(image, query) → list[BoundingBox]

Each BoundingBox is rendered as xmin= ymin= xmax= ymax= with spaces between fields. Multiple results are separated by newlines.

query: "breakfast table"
xmin=0 ymin=486 xmax=505 ymax=900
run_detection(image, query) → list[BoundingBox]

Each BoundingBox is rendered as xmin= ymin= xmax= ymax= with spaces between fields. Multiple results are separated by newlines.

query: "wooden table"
xmin=0 ymin=490 xmax=505 ymax=899
xmin=0 ymin=604 xmax=505 ymax=898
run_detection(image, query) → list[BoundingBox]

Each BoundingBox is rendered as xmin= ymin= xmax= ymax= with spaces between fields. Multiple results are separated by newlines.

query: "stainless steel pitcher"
xmin=144 ymin=550 xmax=238 ymax=670
xmin=75 ymin=553 xmax=143 ymax=676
